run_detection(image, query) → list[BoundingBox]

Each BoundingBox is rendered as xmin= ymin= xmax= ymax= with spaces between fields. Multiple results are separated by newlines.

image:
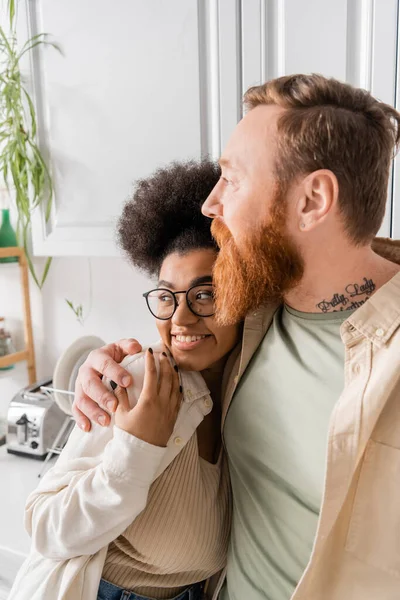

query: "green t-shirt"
xmin=221 ymin=305 xmax=353 ymax=600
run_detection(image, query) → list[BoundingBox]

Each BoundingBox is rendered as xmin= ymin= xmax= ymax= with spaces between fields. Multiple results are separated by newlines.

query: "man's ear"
xmin=295 ymin=169 xmax=339 ymax=232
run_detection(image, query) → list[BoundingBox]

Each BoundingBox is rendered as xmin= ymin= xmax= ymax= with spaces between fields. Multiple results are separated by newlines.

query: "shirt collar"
xmin=341 ymin=271 xmax=400 ymax=347
xmin=180 ymin=369 xmax=210 ymax=403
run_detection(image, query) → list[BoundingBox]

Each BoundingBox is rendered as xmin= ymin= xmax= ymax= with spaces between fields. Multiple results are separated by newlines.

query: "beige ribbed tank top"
xmin=102 ymin=431 xmax=231 ymax=599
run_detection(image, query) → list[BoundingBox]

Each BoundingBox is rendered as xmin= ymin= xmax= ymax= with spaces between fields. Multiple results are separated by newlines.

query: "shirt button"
xmin=376 ymin=328 xmax=385 ymax=337
xmin=174 ymin=436 xmax=183 ymax=446
xmin=204 ymin=398 xmax=212 ymax=409
xmin=348 ymin=324 xmax=355 ymax=332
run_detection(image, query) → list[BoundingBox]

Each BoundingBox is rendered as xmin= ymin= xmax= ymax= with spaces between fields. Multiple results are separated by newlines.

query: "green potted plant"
xmin=0 ymin=0 xmax=60 ymax=287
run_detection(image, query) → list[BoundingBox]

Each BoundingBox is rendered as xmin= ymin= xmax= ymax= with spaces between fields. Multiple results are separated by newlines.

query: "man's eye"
xmin=160 ymin=294 xmax=172 ymax=303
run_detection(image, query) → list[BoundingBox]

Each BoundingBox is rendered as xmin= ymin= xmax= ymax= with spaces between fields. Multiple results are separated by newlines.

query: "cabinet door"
xmin=216 ymin=0 xmax=398 ymax=237
xmin=26 ymin=0 xmax=221 ymax=256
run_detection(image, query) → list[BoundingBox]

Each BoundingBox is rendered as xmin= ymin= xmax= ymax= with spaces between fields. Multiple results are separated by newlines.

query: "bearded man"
xmin=73 ymin=74 xmax=400 ymax=600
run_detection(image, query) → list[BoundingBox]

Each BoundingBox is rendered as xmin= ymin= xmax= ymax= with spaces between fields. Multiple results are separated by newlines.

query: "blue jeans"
xmin=97 ymin=578 xmax=205 ymax=600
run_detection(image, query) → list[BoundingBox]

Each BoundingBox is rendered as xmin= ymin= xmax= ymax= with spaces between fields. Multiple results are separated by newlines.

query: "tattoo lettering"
xmin=316 ymin=277 xmax=375 ymax=313
xmin=316 ymin=294 xmax=348 ymax=313
xmin=339 ymin=299 xmax=367 ymax=311
xmin=345 ymin=278 xmax=375 ymax=298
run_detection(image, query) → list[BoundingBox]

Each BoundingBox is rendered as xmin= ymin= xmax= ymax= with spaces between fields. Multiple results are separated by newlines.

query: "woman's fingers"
xmin=170 ymin=364 xmax=181 ymax=419
xmin=113 ymin=385 xmax=130 ymax=412
xmin=158 ymin=352 xmax=174 ymax=399
xmin=171 ymin=363 xmax=180 ymax=400
xmin=140 ymin=349 xmax=158 ymax=402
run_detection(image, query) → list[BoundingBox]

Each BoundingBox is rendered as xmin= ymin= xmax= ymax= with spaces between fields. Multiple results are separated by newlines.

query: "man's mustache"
xmin=211 ymin=218 xmax=233 ymax=247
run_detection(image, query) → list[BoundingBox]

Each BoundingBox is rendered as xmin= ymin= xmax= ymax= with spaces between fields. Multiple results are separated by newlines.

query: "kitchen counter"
xmin=0 ymin=445 xmax=56 ymax=598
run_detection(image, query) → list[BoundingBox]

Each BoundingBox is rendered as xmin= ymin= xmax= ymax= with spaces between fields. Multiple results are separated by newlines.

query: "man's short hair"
xmin=244 ymin=74 xmax=400 ymax=243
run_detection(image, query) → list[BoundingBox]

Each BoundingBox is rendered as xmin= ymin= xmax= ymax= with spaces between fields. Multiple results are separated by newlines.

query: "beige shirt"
xmin=216 ymin=237 xmax=400 ymax=600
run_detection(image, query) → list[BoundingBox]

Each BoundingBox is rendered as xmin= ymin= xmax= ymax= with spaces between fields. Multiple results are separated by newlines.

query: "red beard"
xmin=211 ymin=198 xmax=304 ymax=325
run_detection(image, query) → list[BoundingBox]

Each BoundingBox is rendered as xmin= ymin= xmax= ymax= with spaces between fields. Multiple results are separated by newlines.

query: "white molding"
xmin=198 ymin=0 xmax=243 ymax=154
xmin=242 ymin=0 xmax=286 ymax=88
xmin=261 ymin=0 xmax=285 ymax=81
xmin=198 ymin=0 xmax=221 ymax=159
xmin=346 ymin=0 xmax=374 ymax=91
xmin=218 ymin=0 xmax=243 ymax=147
xmin=241 ymin=0 xmax=262 ymax=93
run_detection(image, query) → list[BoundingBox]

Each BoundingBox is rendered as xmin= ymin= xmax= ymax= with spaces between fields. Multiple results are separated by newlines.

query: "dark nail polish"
xmin=162 ymin=352 xmax=167 ymax=357
xmin=179 ymin=385 xmax=183 ymax=393
xmin=110 ymin=380 xmax=117 ymax=391
xmin=149 ymin=348 xmax=153 ymax=355
xmin=174 ymin=365 xmax=178 ymax=372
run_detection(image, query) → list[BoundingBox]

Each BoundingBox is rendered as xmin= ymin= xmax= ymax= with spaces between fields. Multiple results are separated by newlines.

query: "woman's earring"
xmin=300 ymin=223 xmax=306 ymax=229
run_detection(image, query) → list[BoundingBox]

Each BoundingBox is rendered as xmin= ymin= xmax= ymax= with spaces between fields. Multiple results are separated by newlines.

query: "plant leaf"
xmin=7 ymin=0 xmax=16 ymax=28
xmin=40 ymin=256 xmax=52 ymax=287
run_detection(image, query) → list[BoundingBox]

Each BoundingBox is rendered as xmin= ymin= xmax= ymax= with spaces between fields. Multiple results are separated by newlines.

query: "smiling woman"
xmin=10 ymin=160 xmax=241 ymax=600
xmin=154 ymin=249 xmax=238 ymax=371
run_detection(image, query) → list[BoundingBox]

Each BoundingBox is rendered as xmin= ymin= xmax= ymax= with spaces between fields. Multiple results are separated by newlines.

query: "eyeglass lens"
xmin=146 ymin=285 xmax=215 ymax=319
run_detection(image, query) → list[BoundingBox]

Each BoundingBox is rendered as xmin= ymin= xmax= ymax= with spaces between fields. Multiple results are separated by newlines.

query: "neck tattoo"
xmin=316 ymin=277 xmax=376 ymax=313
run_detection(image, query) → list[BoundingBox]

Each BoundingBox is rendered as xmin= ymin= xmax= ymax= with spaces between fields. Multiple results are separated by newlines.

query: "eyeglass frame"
xmin=142 ymin=283 xmax=215 ymax=320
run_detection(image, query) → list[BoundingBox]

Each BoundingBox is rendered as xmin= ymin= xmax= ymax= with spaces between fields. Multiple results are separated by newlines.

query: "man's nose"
xmin=202 ymin=181 xmax=223 ymax=218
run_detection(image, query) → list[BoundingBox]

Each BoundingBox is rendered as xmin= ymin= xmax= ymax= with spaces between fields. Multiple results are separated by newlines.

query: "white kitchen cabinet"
xmin=25 ymin=0 xmax=208 ymax=256
xmin=26 ymin=0 xmax=400 ymax=255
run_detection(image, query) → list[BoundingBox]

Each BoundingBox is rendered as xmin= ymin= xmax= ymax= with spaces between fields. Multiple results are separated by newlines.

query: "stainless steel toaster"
xmin=7 ymin=377 xmax=67 ymax=459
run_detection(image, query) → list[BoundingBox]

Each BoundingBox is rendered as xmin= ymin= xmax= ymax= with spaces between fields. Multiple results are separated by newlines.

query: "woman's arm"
xmin=26 ymin=349 xmax=180 ymax=560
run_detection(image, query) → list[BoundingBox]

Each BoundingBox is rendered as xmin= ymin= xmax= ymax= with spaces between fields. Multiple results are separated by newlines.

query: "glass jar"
xmin=0 ymin=317 xmax=16 ymax=370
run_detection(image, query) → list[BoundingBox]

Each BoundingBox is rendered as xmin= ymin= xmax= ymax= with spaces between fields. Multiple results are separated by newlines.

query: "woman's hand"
xmin=72 ymin=338 xmax=142 ymax=431
xmin=114 ymin=350 xmax=181 ymax=447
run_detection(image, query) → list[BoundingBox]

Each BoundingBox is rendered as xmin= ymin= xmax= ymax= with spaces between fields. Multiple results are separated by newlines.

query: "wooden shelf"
xmin=0 ymin=247 xmax=23 ymax=259
xmin=0 ymin=350 xmax=29 ymax=369
xmin=0 ymin=247 xmax=36 ymax=383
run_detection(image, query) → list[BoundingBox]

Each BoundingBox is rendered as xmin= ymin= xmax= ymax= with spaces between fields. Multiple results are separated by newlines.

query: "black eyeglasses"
xmin=143 ymin=283 xmax=215 ymax=320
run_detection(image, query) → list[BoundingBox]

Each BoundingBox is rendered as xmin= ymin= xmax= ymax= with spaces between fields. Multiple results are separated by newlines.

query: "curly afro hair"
xmin=117 ymin=160 xmax=220 ymax=277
